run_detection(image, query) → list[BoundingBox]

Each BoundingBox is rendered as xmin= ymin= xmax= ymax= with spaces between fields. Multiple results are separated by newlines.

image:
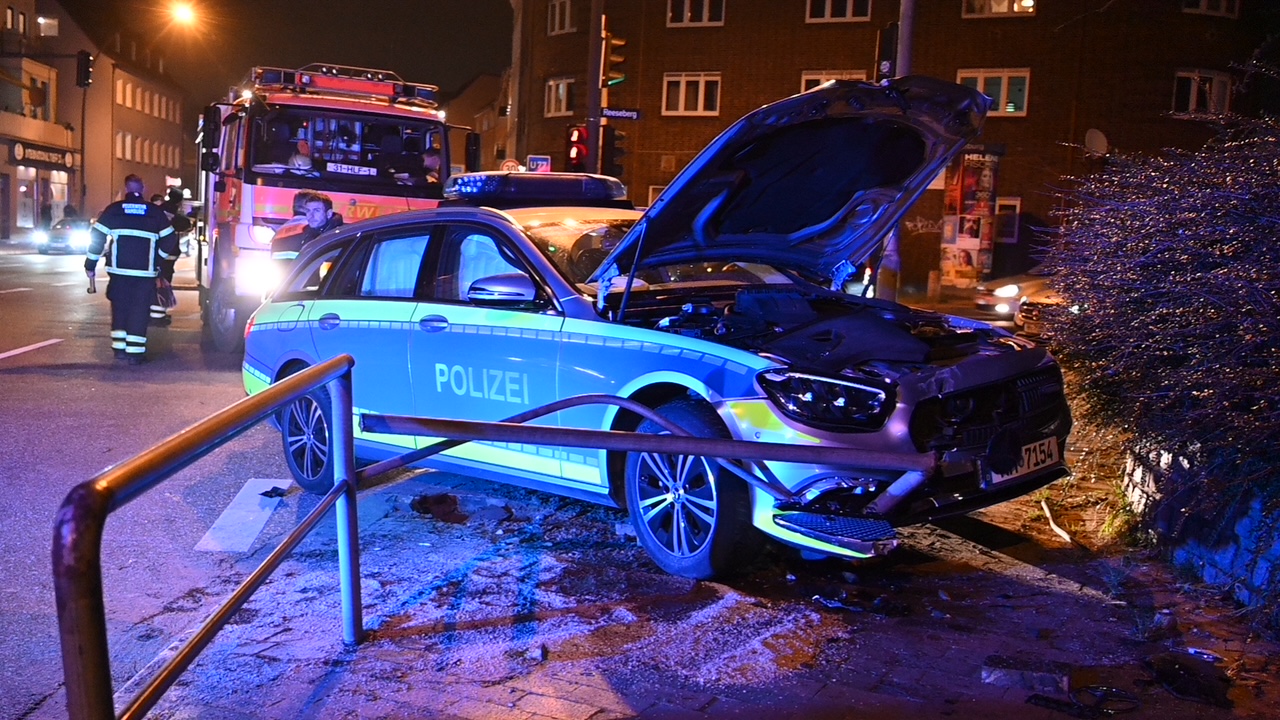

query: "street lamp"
xmin=171 ymin=3 xmax=196 ymax=26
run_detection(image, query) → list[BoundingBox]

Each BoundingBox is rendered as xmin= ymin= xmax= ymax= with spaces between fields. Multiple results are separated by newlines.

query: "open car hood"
xmin=594 ymin=76 xmax=991 ymax=283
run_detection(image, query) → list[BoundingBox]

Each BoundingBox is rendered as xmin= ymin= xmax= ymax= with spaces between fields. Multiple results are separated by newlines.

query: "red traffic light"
xmin=566 ymin=125 xmax=589 ymax=172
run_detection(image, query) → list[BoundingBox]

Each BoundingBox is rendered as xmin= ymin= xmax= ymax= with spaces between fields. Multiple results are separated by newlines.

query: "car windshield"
xmin=519 ymin=216 xmax=799 ymax=290
xmin=246 ymin=106 xmax=446 ymax=198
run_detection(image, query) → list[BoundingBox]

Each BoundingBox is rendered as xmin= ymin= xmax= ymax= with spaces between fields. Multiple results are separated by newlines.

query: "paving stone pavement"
xmin=30 ymin=468 xmax=1270 ymax=720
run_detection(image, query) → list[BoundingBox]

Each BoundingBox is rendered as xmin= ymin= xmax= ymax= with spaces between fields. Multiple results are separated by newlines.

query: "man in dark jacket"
xmin=271 ymin=191 xmax=343 ymax=261
xmin=85 ymin=174 xmax=179 ymax=364
xmin=149 ymin=188 xmax=192 ymax=325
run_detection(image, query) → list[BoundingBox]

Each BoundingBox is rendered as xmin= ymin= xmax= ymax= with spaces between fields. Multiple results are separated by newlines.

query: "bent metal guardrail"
xmin=53 ymin=355 xmax=357 ymax=720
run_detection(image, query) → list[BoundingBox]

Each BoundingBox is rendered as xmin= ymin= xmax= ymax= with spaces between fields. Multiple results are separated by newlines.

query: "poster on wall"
xmin=940 ymin=146 xmax=1002 ymax=287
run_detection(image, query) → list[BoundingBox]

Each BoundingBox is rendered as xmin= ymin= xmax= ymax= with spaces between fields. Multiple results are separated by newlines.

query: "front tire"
xmin=208 ymin=278 xmax=246 ymax=353
xmin=281 ymin=385 xmax=334 ymax=494
xmin=624 ymin=398 xmax=758 ymax=579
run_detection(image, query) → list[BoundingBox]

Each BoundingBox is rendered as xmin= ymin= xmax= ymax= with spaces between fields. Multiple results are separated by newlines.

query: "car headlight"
xmin=993 ymin=284 xmax=1020 ymax=298
xmin=71 ymin=230 xmax=91 ymax=249
xmin=33 ymin=230 xmax=49 ymax=245
xmin=758 ymin=371 xmax=895 ymax=432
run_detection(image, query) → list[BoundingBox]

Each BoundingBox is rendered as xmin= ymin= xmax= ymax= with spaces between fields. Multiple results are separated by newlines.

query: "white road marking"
xmin=0 ymin=338 xmax=63 ymax=360
xmin=195 ymin=478 xmax=291 ymax=552
xmin=52 ymin=281 xmax=86 ymax=287
xmin=0 ymin=287 xmax=33 ymax=294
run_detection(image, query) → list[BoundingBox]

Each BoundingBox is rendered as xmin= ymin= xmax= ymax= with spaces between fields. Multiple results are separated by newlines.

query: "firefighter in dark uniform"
xmin=150 ymin=188 xmax=192 ymax=325
xmin=85 ymin=174 xmax=179 ymax=364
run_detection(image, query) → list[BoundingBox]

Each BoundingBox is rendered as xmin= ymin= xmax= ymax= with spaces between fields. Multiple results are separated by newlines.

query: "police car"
xmin=243 ymin=76 xmax=1072 ymax=579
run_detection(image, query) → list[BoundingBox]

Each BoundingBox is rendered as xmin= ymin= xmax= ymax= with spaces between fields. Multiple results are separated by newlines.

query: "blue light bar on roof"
xmin=445 ymin=172 xmax=628 ymax=203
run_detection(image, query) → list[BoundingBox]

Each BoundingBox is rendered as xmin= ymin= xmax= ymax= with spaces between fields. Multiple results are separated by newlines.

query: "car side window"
xmin=278 ymin=244 xmax=348 ymax=298
xmin=434 ymin=225 xmax=526 ymax=302
xmin=359 ymin=230 xmax=431 ymax=298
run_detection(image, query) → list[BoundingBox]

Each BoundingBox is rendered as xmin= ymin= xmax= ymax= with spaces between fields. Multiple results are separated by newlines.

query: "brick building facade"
xmin=510 ymin=0 xmax=1263 ymax=288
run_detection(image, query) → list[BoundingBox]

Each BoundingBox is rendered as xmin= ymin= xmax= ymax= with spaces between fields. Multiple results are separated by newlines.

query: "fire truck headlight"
xmin=234 ymin=255 xmax=284 ymax=297
xmin=71 ymin=230 xmax=92 ymax=250
xmin=249 ymin=224 xmax=276 ymax=245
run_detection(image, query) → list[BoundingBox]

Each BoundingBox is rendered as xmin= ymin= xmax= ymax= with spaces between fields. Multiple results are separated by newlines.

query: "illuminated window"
xmin=1181 ymin=0 xmax=1238 ymax=17
xmin=115 ymin=132 xmax=123 ymax=159
xmin=807 ymin=0 xmax=871 ymax=22
xmin=16 ymin=10 xmax=24 ymax=35
xmin=544 ymin=77 xmax=574 ymax=117
xmin=958 ymin=68 xmax=1030 ymax=116
xmin=548 ymin=0 xmax=574 ymax=35
xmin=123 ymin=132 xmax=132 ymax=161
xmin=1173 ymin=70 xmax=1231 ymax=114
xmin=801 ymin=70 xmax=868 ymax=92
xmin=962 ymin=0 xmax=1036 ymax=17
xmin=4 ymin=8 xmax=12 ymax=29
xmin=663 ymin=72 xmax=721 ymax=115
xmin=115 ymin=78 xmax=123 ymax=104
xmin=668 ymin=0 xmax=724 ymax=26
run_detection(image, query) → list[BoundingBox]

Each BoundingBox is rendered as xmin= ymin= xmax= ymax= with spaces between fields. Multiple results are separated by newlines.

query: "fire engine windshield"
xmin=247 ymin=107 xmax=446 ymax=197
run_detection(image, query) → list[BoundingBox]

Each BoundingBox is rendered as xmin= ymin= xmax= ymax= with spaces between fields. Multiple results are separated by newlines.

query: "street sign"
xmin=500 ymin=159 xmax=521 ymax=172
xmin=602 ymin=107 xmax=640 ymax=120
xmin=527 ymin=155 xmax=552 ymax=173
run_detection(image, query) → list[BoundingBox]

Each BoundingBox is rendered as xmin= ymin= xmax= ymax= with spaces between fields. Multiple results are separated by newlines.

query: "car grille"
xmin=1019 ymin=302 xmax=1046 ymax=322
xmin=774 ymin=513 xmax=896 ymax=542
xmin=907 ymin=365 xmax=1070 ymax=453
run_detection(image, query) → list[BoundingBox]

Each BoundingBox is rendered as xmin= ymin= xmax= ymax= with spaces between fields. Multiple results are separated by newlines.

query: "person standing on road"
xmin=149 ymin=188 xmax=192 ymax=326
xmin=84 ymin=174 xmax=179 ymax=365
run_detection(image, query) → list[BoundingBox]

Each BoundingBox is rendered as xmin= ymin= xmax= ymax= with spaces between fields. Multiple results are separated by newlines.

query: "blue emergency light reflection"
xmin=444 ymin=171 xmax=627 ymax=204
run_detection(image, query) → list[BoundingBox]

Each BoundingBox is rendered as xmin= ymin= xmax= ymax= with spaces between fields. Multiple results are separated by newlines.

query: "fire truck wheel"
xmin=209 ymin=279 xmax=245 ymax=353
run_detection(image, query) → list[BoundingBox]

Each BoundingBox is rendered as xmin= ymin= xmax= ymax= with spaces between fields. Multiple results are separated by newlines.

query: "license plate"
xmin=1022 ymin=319 xmax=1045 ymax=337
xmin=990 ymin=436 xmax=1060 ymax=484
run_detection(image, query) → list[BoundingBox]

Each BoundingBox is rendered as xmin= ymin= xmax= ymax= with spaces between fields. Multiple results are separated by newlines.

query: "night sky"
xmin=56 ymin=0 xmax=514 ymax=104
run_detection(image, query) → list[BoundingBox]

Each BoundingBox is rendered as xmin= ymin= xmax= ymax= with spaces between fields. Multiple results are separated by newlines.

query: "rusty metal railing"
xmin=53 ymin=355 xmax=358 ymax=720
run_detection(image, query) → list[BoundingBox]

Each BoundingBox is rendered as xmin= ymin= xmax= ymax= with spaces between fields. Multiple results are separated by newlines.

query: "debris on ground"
xmin=409 ymin=492 xmax=469 ymax=523
xmin=1144 ymin=650 xmax=1234 ymax=707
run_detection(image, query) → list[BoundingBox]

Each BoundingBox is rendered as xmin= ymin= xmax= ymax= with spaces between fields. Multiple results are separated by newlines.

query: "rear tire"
xmin=624 ymin=398 xmax=759 ymax=579
xmin=280 ymin=384 xmax=335 ymax=494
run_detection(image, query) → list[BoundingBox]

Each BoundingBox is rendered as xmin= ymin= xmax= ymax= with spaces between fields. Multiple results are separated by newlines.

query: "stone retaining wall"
xmin=1123 ymin=447 xmax=1280 ymax=611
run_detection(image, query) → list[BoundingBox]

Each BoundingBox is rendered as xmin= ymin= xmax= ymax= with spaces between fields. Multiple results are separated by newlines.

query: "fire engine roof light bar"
xmin=248 ymin=65 xmax=440 ymax=109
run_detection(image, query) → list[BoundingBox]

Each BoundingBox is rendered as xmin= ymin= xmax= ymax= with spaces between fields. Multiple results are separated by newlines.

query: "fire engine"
xmin=195 ymin=64 xmax=479 ymax=351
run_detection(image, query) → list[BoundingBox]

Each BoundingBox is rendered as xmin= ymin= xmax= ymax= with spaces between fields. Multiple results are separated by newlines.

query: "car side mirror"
xmin=466 ymin=272 xmax=540 ymax=307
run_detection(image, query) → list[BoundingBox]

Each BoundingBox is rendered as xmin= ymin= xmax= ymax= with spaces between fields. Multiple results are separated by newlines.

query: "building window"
xmin=115 ymin=132 xmax=123 ymax=159
xmin=135 ymin=87 xmax=142 ymax=109
xmin=115 ymin=79 xmax=123 ymax=105
xmin=123 ymin=132 xmax=133 ymax=161
xmin=801 ymin=70 xmax=868 ymax=92
xmin=544 ymin=77 xmax=574 ymax=117
xmin=806 ymin=0 xmax=871 ymax=22
xmin=1181 ymin=0 xmax=1238 ymax=17
xmin=548 ymin=0 xmax=574 ymax=35
xmin=958 ymin=68 xmax=1030 ymax=116
xmin=4 ymin=7 xmax=12 ymax=29
xmin=1173 ymin=69 xmax=1231 ymax=114
xmin=995 ymin=197 xmax=1021 ymax=244
xmin=963 ymin=0 xmax=1036 ymax=17
xmin=16 ymin=11 xmax=24 ymax=35
xmin=663 ymin=72 xmax=721 ymax=116
xmin=668 ymin=0 xmax=724 ymax=26
xmin=124 ymin=82 xmax=133 ymax=108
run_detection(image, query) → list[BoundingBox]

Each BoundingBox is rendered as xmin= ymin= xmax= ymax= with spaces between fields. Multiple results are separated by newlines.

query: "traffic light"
xmin=600 ymin=125 xmax=626 ymax=178
xmin=602 ymin=33 xmax=627 ymax=88
xmin=75 ymin=50 xmax=94 ymax=88
xmin=566 ymin=125 xmax=589 ymax=172
xmin=875 ymin=23 xmax=898 ymax=82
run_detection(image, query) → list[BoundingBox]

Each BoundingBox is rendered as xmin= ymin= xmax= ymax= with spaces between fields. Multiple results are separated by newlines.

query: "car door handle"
xmin=317 ymin=313 xmax=340 ymax=330
xmin=418 ymin=315 xmax=449 ymax=332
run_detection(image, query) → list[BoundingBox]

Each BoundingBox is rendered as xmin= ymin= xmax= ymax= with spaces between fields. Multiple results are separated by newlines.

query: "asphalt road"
xmin=0 ymin=239 xmax=306 ymax=719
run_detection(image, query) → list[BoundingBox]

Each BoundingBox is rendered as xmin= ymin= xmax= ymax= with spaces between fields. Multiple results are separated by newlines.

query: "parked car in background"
xmin=974 ymin=264 xmax=1053 ymax=321
xmin=243 ymin=77 xmax=1072 ymax=580
xmin=33 ymin=218 xmax=93 ymax=254
xmin=1016 ymin=283 xmax=1075 ymax=342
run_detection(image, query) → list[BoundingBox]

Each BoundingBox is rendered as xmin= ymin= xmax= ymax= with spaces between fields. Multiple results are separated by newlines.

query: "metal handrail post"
xmin=328 ymin=371 xmax=363 ymax=645
xmin=52 ymin=484 xmax=114 ymax=720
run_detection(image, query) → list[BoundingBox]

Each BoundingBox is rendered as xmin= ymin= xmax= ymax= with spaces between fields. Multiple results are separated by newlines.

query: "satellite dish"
xmin=1084 ymin=128 xmax=1109 ymax=157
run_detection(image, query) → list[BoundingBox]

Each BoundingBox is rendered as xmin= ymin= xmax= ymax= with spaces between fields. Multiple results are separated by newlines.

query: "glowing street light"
xmin=171 ymin=3 xmax=196 ymax=26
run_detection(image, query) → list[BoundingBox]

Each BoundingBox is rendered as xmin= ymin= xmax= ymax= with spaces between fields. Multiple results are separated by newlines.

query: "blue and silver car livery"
xmin=243 ymin=76 xmax=1071 ymax=579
